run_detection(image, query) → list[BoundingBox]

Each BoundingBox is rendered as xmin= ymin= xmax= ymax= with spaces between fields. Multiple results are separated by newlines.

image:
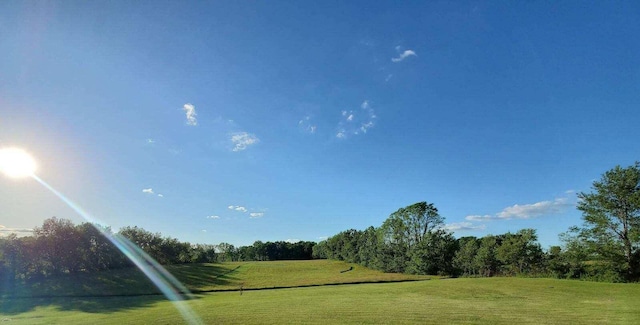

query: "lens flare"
xmin=0 ymin=148 xmax=37 ymax=178
xmin=30 ymin=175 xmax=203 ymax=325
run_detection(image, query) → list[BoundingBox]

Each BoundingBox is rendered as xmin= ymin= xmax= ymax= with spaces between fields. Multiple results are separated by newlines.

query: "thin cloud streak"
xmin=0 ymin=225 xmax=33 ymax=237
xmin=228 ymin=205 xmax=248 ymax=213
xmin=391 ymin=50 xmax=417 ymax=62
xmin=465 ymin=197 xmax=574 ymax=221
xmin=442 ymin=222 xmax=486 ymax=232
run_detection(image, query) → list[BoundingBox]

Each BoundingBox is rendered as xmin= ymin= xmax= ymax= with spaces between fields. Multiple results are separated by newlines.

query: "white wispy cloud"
xmin=391 ymin=49 xmax=417 ymax=62
xmin=230 ymin=132 xmax=259 ymax=151
xmin=0 ymin=225 xmax=34 ymax=237
xmin=249 ymin=212 xmax=264 ymax=218
xmin=442 ymin=222 xmax=486 ymax=232
xmin=497 ymin=198 xmax=571 ymax=219
xmin=142 ymin=188 xmax=154 ymax=194
xmin=146 ymin=138 xmax=155 ymax=144
xmin=465 ymin=215 xmax=494 ymax=222
xmin=228 ymin=205 xmax=248 ymax=213
xmin=336 ymin=100 xmax=377 ymax=139
xmin=360 ymin=121 xmax=374 ymax=133
xmin=206 ymin=215 xmax=220 ymax=219
xmin=285 ymin=239 xmax=301 ymax=243
xmin=318 ymin=236 xmax=328 ymax=240
xmin=465 ymin=196 xmax=574 ymax=222
xmin=157 ymin=194 xmax=164 ymax=197
xmin=298 ymin=116 xmax=317 ymax=134
xmin=183 ymin=103 xmax=197 ymax=126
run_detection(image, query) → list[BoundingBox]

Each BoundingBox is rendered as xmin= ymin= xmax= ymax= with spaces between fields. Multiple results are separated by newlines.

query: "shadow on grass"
xmin=0 ymin=294 xmax=176 ymax=315
xmin=166 ymin=263 xmax=243 ymax=290
xmin=0 ymin=263 xmax=239 ymax=315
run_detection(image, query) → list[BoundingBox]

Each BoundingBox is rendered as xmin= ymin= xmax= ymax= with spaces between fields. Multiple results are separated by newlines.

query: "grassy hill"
xmin=4 ymin=260 xmax=432 ymax=298
xmin=2 ymin=260 xmax=640 ymax=324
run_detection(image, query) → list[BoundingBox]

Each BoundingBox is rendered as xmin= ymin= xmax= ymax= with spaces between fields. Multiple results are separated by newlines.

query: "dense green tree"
xmin=189 ymin=244 xmax=217 ymax=263
xmin=474 ymin=235 xmax=501 ymax=277
xmin=381 ymin=202 xmax=444 ymax=250
xmin=0 ymin=234 xmax=25 ymax=282
xmin=119 ymin=226 xmax=194 ymax=265
xmin=76 ymin=223 xmax=127 ymax=271
xmin=376 ymin=202 xmax=445 ymax=274
xmin=496 ymin=229 xmax=544 ymax=275
xmin=576 ymin=162 xmax=640 ymax=281
xmin=119 ymin=226 xmax=165 ymax=261
xmin=312 ymin=240 xmax=328 ymax=259
xmin=216 ymin=242 xmax=237 ymax=262
xmin=357 ymin=227 xmax=381 ymax=268
xmin=546 ymin=245 xmax=568 ymax=278
xmin=33 ymin=217 xmax=83 ymax=274
xmin=407 ymin=230 xmax=458 ymax=275
xmin=454 ymin=237 xmax=479 ymax=276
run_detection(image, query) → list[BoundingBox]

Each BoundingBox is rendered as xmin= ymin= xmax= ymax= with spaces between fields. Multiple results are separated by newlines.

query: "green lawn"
xmin=4 ymin=260 xmax=431 ymax=297
xmin=2 ymin=261 xmax=640 ymax=324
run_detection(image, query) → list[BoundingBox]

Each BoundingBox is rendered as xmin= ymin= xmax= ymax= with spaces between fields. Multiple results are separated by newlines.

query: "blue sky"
xmin=1 ymin=1 xmax=639 ymax=248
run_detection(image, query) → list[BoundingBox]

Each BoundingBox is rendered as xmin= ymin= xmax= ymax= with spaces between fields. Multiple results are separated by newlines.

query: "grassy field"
xmin=2 ymin=260 xmax=640 ymax=324
xmin=4 ymin=260 xmax=431 ymax=297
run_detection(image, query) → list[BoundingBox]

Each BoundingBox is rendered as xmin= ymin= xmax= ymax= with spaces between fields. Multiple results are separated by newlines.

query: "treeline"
xmin=0 ymin=218 xmax=218 ymax=280
xmin=312 ymin=203 xmax=549 ymax=277
xmin=314 ymin=162 xmax=640 ymax=283
xmin=0 ymin=217 xmax=315 ymax=281
xmin=215 ymin=241 xmax=315 ymax=262
xmin=313 ymin=191 xmax=640 ymax=282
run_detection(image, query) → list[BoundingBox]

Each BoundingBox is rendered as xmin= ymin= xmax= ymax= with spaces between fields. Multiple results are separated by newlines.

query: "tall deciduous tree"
xmin=577 ymin=162 xmax=640 ymax=281
xmin=34 ymin=217 xmax=82 ymax=274
xmin=381 ymin=202 xmax=444 ymax=249
xmin=496 ymin=229 xmax=543 ymax=275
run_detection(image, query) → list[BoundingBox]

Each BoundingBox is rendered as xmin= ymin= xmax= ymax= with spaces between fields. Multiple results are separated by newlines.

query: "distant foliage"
xmin=315 ymin=163 xmax=640 ymax=282
xmin=231 ymin=240 xmax=315 ymax=262
xmin=0 ymin=218 xmax=217 ymax=281
xmin=0 ymin=218 xmax=317 ymax=283
xmin=316 ymin=202 xmax=459 ymax=276
xmin=317 ymin=202 xmax=552 ymax=278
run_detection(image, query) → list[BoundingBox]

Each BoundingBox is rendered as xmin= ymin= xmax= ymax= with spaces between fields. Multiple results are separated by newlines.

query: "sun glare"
xmin=0 ymin=147 xmax=37 ymax=178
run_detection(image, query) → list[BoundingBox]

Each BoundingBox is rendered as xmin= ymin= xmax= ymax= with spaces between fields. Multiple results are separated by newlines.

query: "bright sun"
xmin=0 ymin=148 xmax=37 ymax=178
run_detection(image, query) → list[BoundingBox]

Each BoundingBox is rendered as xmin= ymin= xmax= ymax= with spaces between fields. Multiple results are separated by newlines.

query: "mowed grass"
xmin=182 ymin=259 xmax=433 ymax=291
xmin=4 ymin=260 xmax=431 ymax=298
xmin=2 ymin=261 xmax=640 ymax=324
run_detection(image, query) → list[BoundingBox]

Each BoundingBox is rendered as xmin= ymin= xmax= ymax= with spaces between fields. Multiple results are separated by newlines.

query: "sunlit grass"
xmin=4 ymin=277 xmax=640 ymax=324
xmin=5 ymin=260 xmax=431 ymax=298
xmin=186 ymin=260 xmax=433 ymax=291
